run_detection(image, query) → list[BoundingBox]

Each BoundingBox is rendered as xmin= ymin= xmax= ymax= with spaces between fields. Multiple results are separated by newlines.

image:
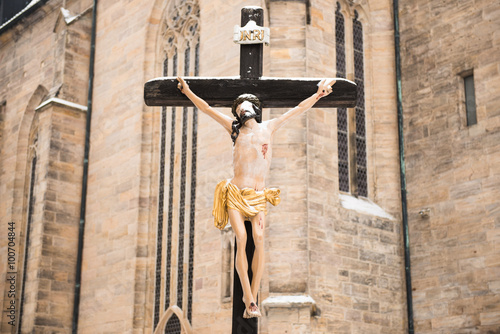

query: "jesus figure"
xmin=177 ymin=76 xmax=336 ymax=319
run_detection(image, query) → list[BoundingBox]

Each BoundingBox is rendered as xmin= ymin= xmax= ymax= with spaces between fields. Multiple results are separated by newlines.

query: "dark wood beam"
xmin=144 ymin=77 xmax=357 ymax=108
xmin=232 ymin=220 xmax=258 ymax=333
xmin=240 ymin=7 xmax=263 ymax=79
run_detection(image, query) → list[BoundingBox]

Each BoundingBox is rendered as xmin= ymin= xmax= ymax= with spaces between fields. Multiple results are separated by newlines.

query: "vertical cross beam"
xmin=233 ymin=8 xmax=262 ymax=333
xmin=143 ymin=6 xmax=356 ymax=334
xmin=240 ymin=7 xmax=264 ymax=79
xmin=232 ymin=221 xmax=258 ymax=333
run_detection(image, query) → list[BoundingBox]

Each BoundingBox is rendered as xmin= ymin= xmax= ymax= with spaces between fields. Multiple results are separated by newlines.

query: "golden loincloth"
xmin=212 ymin=180 xmax=281 ymax=230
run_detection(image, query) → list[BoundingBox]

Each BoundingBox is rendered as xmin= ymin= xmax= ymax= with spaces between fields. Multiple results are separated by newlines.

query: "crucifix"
xmin=144 ymin=6 xmax=356 ymax=334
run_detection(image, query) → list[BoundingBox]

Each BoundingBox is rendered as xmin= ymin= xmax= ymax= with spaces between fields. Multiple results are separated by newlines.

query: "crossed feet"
xmin=242 ymin=297 xmax=262 ymax=319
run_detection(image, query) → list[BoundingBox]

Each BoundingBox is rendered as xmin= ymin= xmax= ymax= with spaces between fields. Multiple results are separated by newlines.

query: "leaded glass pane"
xmin=154 ymin=56 xmax=168 ymax=327
xmin=336 ymin=3 xmax=349 ymax=193
xmin=187 ymin=41 xmax=200 ymax=322
xmin=464 ymin=75 xmax=477 ymax=126
xmin=335 ymin=3 xmax=346 ymax=78
xmin=155 ymin=1 xmax=200 ymax=330
xmin=353 ymin=11 xmax=367 ymax=197
xmin=165 ymin=103 xmax=175 ymax=310
xmin=164 ymin=314 xmax=182 ymax=334
xmin=338 ymin=128 xmax=350 ymax=192
xmin=177 ymin=107 xmax=189 ymax=309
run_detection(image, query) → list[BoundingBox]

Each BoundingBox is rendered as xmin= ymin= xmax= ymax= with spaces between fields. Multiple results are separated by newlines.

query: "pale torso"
xmin=231 ymin=121 xmax=273 ymax=191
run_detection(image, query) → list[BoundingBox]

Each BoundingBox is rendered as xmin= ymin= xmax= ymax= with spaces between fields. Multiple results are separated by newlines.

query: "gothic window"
xmin=336 ymin=3 xmax=349 ymax=193
xmin=154 ymin=53 xmax=169 ymax=326
xmin=335 ymin=3 xmax=368 ymax=197
xmin=154 ymin=0 xmax=200 ymax=331
xmin=18 ymin=146 xmax=37 ymax=333
xmin=186 ymin=42 xmax=199 ymax=323
xmin=165 ymin=314 xmax=182 ymax=333
xmin=353 ymin=10 xmax=367 ymax=197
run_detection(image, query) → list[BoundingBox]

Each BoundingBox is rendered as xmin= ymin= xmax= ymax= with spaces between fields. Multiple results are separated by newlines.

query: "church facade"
xmin=0 ymin=0 xmax=498 ymax=333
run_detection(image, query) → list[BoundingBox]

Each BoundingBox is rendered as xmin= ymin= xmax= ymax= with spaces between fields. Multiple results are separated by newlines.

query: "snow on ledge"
xmin=36 ymin=98 xmax=87 ymax=112
xmin=146 ymin=76 xmax=240 ymax=84
xmin=261 ymin=295 xmax=316 ymax=309
xmin=147 ymin=76 xmax=355 ymax=85
xmin=243 ymin=6 xmax=263 ymax=10
xmin=339 ymin=194 xmax=394 ymax=220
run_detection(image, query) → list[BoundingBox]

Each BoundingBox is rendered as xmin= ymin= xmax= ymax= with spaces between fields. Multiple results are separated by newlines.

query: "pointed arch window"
xmin=353 ymin=11 xmax=367 ymax=197
xmin=154 ymin=0 xmax=200 ymax=331
xmin=335 ymin=4 xmax=368 ymax=197
xmin=18 ymin=147 xmax=37 ymax=333
xmin=336 ymin=3 xmax=349 ymax=193
xmin=165 ymin=314 xmax=182 ymax=333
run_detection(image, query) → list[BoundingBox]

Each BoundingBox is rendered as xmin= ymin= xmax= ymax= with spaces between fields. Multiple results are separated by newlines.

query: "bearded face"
xmin=230 ymin=94 xmax=262 ymax=144
xmin=236 ymin=101 xmax=259 ymax=126
xmin=231 ymin=94 xmax=262 ymax=124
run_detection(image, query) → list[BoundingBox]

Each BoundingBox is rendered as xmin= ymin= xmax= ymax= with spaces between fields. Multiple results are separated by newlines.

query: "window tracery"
xmin=335 ymin=2 xmax=367 ymax=197
xmin=154 ymin=0 xmax=200 ymax=332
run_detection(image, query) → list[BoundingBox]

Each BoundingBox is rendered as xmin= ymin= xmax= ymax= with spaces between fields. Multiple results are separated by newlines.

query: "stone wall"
xmin=21 ymin=101 xmax=86 ymax=333
xmin=400 ymin=0 xmax=500 ymax=332
xmin=76 ymin=0 xmax=154 ymax=331
xmin=0 ymin=0 xmax=91 ymax=332
xmin=4 ymin=0 xmax=481 ymax=332
xmin=306 ymin=0 xmax=407 ymax=332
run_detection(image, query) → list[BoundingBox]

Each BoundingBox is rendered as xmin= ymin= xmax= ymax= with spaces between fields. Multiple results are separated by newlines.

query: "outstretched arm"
xmin=177 ymin=77 xmax=233 ymax=134
xmin=269 ymin=79 xmax=336 ymax=133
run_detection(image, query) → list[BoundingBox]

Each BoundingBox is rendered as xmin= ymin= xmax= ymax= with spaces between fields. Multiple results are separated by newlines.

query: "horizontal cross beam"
xmin=144 ymin=77 xmax=357 ymax=108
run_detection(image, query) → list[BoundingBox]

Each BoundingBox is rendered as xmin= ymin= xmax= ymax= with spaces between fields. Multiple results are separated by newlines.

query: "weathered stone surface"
xmin=400 ymin=0 xmax=500 ymax=332
xmin=3 ymin=0 xmax=496 ymax=333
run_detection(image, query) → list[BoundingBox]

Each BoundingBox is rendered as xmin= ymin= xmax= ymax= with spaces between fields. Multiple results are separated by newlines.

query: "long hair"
xmin=230 ymin=94 xmax=262 ymax=144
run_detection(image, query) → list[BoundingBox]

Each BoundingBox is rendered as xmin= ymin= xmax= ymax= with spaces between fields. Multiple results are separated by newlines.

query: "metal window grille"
xmin=166 ymin=51 xmax=178 ymax=314
xmin=335 ymin=3 xmax=346 ymax=79
xmin=176 ymin=47 xmax=190 ymax=311
xmin=155 ymin=41 xmax=199 ymax=334
xmin=187 ymin=41 xmax=200 ymax=323
xmin=336 ymin=2 xmax=349 ymax=193
xmin=154 ymin=56 xmax=169 ymax=327
xmin=464 ymin=74 xmax=477 ymax=126
xmin=353 ymin=11 xmax=367 ymax=197
xmin=165 ymin=314 xmax=182 ymax=333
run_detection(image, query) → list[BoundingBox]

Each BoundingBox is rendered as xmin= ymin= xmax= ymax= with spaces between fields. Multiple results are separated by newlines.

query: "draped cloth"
xmin=212 ymin=180 xmax=281 ymax=230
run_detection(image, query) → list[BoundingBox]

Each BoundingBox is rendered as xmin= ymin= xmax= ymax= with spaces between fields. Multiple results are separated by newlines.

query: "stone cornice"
xmin=261 ymin=294 xmax=317 ymax=315
xmin=35 ymin=97 xmax=87 ymax=113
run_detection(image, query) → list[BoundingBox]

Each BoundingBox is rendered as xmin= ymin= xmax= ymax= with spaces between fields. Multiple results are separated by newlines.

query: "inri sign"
xmin=233 ymin=20 xmax=270 ymax=45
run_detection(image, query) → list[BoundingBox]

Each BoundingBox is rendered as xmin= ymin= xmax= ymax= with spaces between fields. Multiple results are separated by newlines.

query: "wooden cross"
xmin=144 ymin=7 xmax=357 ymax=334
xmin=144 ymin=9 xmax=356 ymax=109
